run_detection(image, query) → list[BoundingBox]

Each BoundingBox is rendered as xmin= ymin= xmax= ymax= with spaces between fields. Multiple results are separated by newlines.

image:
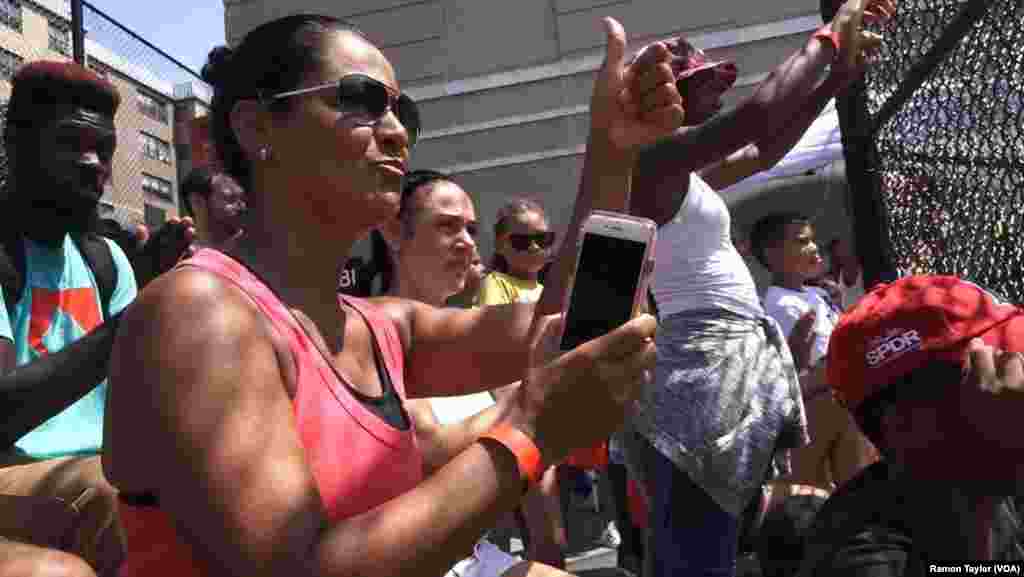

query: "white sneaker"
xmin=596 ymin=521 xmax=622 ymax=549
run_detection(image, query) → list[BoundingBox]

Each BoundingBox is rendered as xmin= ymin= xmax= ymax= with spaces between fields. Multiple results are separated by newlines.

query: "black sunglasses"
xmin=266 ymin=73 xmax=421 ymax=146
xmin=507 ymin=231 xmax=556 ymax=251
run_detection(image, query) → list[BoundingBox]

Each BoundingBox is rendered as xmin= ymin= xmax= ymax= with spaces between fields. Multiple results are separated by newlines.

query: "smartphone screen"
xmin=560 ymin=232 xmax=648 ymax=350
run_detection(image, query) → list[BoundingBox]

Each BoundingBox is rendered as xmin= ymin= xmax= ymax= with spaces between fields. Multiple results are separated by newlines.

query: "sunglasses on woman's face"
xmin=267 ymin=73 xmax=421 ymax=146
xmin=507 ymin=231 xmax=556 ymax=252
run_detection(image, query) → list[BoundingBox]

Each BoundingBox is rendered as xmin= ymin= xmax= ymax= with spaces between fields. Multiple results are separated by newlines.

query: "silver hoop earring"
xmin=258 ymin=146 xmax=272 ymax=161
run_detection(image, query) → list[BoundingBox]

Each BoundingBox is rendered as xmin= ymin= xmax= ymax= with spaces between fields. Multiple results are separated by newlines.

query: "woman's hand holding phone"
xmin=505 ymin=312 xmax=657 ymax=467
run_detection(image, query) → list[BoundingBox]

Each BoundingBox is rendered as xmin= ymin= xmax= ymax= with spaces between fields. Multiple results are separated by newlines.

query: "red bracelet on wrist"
xmin=812 ymin=24 xmax=841 ymax=57
xmin=482 ymin=423 xmax=543 ymax=488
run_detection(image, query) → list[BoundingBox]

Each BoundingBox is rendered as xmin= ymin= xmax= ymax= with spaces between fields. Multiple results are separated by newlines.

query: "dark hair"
xmin=180 ymin=166 xmax=219 ymax=217
xmin=749 ymin=212 xmax=812 ymax=268
xmin=755 ymin=493 xmax=827 ymax=577
xmin=201 ymin=14 xmax=364 ymax=192
xmin=368 ymin=230 xmax=393 ymax=295
xmin=5 ymin=60 xmax=120 ymax=150
xmin=399 ymin=169 xmax=453 ymax=233
xmin=364 ymin=169 xmax=456 ymax=295
xmin=490 ymin=197 xmax=548 ymax=273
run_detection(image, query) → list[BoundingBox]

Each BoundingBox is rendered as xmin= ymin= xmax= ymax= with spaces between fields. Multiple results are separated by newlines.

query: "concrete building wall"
xmin=224 ymin=0 xmax=833 ymax=265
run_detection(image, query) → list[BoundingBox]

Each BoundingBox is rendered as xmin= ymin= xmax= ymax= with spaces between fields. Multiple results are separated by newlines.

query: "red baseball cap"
xmin=827 ymin=275 xmax=1024 ymax=411
xmin=641 ymin=37 xmax=738 ymax=97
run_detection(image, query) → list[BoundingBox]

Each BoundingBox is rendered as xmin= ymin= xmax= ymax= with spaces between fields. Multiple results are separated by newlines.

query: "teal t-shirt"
xmin=0 ymin=234 xmax=138 ymax=460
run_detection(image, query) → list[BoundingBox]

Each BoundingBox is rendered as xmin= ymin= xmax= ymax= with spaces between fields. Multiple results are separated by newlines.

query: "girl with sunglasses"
xmin=478 ymin=198 xmax=569 ymax=566
xmin=102 ymin=12 xmax=683 ymax=577
xmin=481 ymin=199 xmax=622 ymax=564
xmin=480 ymin=199 xmax=555 ymax=307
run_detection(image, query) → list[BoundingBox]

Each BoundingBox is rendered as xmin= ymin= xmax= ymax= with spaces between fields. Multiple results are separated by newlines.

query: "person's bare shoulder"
xmin=127 ymin=267 xmax=266 ymax=346
xmin=106 ymin=267 xmax=276 ymax=488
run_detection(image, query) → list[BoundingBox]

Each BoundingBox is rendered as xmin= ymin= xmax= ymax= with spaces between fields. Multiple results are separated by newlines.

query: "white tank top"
xmin=652 ymin=173 xmax=763 ymax=318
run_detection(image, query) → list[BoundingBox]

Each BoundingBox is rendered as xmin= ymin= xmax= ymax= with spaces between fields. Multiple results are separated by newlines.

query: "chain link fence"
xmin=0 ymin=0 xmax=212 ymax=231
xmin=830 ymin=0 xmax=1024 ymax=302
xmin=81 ymin=0 xmax=213 ymax=229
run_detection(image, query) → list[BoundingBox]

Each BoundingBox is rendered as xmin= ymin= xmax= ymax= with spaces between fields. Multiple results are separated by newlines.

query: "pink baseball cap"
xmin=663 ymin=37 xmax=738 ymax=95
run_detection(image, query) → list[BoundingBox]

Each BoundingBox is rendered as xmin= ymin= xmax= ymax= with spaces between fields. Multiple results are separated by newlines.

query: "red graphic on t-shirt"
xmin=28 ymin=288 xmax=102 ymax=356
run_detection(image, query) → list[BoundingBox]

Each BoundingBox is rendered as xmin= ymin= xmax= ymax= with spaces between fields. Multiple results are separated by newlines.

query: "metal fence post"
xmin=821 ymin=0 xmax=897 ymax=289
xmin=71 ymin=0 xmax=85 ymax=65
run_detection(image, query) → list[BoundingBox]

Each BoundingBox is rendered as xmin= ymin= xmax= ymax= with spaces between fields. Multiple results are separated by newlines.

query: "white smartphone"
xmin=559 ymin=210 xmax=657 ymax=351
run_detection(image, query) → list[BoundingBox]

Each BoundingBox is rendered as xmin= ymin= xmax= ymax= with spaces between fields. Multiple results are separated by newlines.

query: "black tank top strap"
xmin=119 ymin=492 xmax=160 ymax=508
xmin=337 ymin=294 xmax=410 ymax=430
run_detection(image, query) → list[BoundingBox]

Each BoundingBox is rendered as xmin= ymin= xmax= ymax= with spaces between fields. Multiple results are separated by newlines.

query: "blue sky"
xmin=93 ymin=0 xmax=225 ymax=75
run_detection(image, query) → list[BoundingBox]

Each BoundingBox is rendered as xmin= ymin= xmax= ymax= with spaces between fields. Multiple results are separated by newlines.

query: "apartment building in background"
xmin=172 ymin=80 xmax=214 ymax=191
xmin=0 ymin=0 xmax=213 ymax=229
xmin=223 ymin=0 xmax=854 ymax=282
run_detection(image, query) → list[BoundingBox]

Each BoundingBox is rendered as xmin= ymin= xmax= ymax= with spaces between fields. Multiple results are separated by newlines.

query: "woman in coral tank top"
xmin=101 ymin=12 xmax=683 ymax=577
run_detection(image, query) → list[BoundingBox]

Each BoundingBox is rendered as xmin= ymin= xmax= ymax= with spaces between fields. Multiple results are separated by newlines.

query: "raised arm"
xmin=700 ymin=14 xmax=887 ymax=192
xmin=631 ymin=0 xmax=893 ymax=224
xmin=537 ymin=18 xmax=684 ymax=317
xmin=698 ymin=74 xmax=844 ymax=191
xmin=630 ymin=41 xmax=836 ymax=224
xmin=386 ymin=18 xmax=682 ymax=398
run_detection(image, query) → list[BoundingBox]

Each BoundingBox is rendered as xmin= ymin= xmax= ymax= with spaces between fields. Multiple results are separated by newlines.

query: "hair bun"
xmin=201 ymin=45 xmax=234 ymax=87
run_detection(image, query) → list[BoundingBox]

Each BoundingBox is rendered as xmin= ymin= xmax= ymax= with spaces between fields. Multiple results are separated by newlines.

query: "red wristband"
xmin=812 ymin=24 xmax=841 ymax=56
xmin=482 ymin=424 xmax=543 ymax=488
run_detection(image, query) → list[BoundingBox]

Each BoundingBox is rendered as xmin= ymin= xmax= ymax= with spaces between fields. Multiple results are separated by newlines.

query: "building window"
xmin=0 ymin=48 xmax=22 ymax=83
xmin=0 ymin=0 xmax=21 ymax=33
xmin=48 ymin=19 xmax=70 ymax=56
xmin=140 ymin=132 xmax=172 ymax=164
xmin=137 ymin=90 xmax=168 ymax=124
xmin=141 ymin=173 xmax=173 ymax=202
xmin=144 ymin=204 xmax=166 ymax=230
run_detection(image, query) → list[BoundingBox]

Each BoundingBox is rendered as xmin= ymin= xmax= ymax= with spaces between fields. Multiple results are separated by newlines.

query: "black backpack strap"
xmin=72 ymin=234 xmax=118 ymax=318
xmin=0 ymin=236 xmax=26 ymax=324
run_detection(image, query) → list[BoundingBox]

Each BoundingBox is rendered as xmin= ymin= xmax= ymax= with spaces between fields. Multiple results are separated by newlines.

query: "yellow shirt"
xmin=432 ymin=273 xmax=540 ymax=438
xmin=477 ymin=271 xmax=543 ymax=305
